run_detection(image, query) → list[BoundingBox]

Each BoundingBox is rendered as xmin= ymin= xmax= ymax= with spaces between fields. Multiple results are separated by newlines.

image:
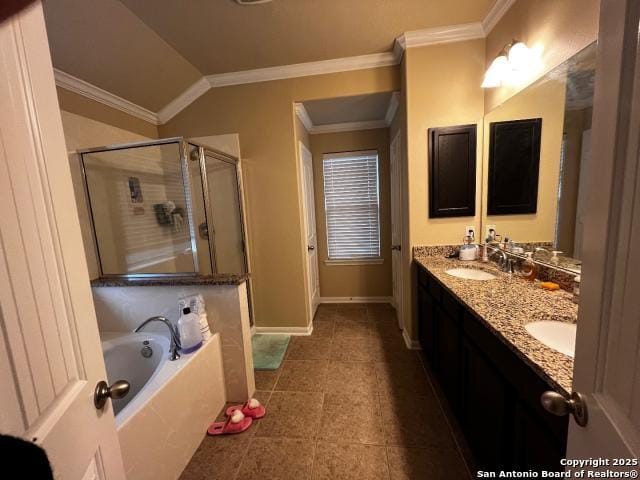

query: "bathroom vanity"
xmin=415 ymin=254 xmax=576 ymax=472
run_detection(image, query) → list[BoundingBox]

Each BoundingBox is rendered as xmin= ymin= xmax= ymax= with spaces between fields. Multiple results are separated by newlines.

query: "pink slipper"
xmin=225 ymin=398 xmax=266 ymax=419
xmin=207 ymin=410 xmax=252 ymax=435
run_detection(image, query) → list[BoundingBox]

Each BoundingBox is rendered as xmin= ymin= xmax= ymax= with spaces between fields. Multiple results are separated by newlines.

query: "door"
xmin=564 ymin=0 xmax=640 ymax=467
xmin=572 ymin=129 xmax=591 ymax=258
xmin=186 ymin=144 xmax=214 ymax=274
xmin=390 ymin=131 xmax=403 ymax=328
xmin=0 ymin=4 xmax=124 ymax=479
xmin=203 ymin=151 xmax=247 ymax=274
xmin=299 ymin=142 xmax=320 ymax=322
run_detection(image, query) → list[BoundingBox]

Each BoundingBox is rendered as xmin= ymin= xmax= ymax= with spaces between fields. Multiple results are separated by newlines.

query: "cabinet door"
xmin=436 ymin=305 xmax=462 ymax=413
xmin=461 ymin=336 xmax=513 ymax=470
xmin=513 ymin=400 xmax=566 ymax=471
xmin=428 ymin=124 xmax=477 ymax=218
xmin=487 ymin=118 xmax=542 ymax=215
xmin=417 ymin=283 xmax=436 ymax=361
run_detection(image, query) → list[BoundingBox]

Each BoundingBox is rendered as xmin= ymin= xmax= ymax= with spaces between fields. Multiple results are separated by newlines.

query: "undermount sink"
xmin=445 ymin=268 xmax=497 ymax=281
xmin=525 ymin=321 xmax=577 ymax=358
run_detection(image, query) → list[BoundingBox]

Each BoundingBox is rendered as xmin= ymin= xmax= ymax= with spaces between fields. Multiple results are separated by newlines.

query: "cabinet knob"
xmin=307 ymin=245 xmax=315 ymax=251
xmin=541 ymin=391 xmax=588 ymax=427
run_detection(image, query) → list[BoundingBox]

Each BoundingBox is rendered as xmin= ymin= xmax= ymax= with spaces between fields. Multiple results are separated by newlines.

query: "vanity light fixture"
xmin=481 ymin=40 xmax=533 ymax=88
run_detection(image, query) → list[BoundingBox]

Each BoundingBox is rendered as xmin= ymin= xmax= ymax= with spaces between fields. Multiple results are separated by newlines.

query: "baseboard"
xmin=319 ymin=296 xmax=394 ymax=304
xmin=253 ymin=324 xmax=313 ymax=336
xmin=402 ymin=329 xmax=421 ymax=350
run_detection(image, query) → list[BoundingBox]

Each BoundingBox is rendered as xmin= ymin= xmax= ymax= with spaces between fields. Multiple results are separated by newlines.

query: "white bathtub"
xmin=101 ymin=331 xmax=226 ymax=479
xmin=102 ymin=332 xmax=169 ymax=421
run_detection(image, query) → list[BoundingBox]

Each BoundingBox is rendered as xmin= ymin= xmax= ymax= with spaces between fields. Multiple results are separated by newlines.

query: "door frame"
xmin=390 ymin=129 xmax=404 ymax=330
xmin=567 ymin=0 xmax=640 ymax=462
xmin=298 ymin=141 xmax=320 ymax=325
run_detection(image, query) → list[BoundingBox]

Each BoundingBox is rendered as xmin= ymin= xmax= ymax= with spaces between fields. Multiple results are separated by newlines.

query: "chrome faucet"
xmin=488 ymin=247 xmax=513 ymax=273
xmin=134 ymin=316 xmax=181 ymax=361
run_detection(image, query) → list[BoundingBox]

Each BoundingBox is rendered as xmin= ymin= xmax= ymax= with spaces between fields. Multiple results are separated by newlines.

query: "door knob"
xmin=541 ymin=391 xmax=588 ymax=427
xmin=94 ymin=380 xmax=130 ymax=410
xmin=392 ymin=245 xmax=401 ymax=251
xmin=308 ymin=245 xmax=315 ymax=251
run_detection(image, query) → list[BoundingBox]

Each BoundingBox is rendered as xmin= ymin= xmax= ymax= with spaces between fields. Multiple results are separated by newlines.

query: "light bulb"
xmin=481 ymin=55 xmax=509 ymax=88
xmin=508 ymin=42 xmax=530 ymax=72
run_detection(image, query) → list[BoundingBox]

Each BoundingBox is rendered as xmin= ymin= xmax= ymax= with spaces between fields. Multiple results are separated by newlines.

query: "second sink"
xmin=525 ymin=321 xmax=577 ymax=358
xmin=445 ymin=268 xmax=497 ymax=281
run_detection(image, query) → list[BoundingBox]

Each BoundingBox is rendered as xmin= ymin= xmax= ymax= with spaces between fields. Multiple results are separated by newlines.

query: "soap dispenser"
xmin=459 ymin=234 xmax=479 ymax=261
xmin=518 ymin=252 xmax=538 ymax=281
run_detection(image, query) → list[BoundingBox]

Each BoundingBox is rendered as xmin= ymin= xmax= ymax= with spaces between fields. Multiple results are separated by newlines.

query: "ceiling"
xmin=303 ymin=93 xmax=393 ymax=126
xmin=43 ymin=0 xmax=496 ymax=114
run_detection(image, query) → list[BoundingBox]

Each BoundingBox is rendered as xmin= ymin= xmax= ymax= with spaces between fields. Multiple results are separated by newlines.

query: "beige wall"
xmin=403 ymin=39 xmax=486 ymax=341
xmin=309 ymin=128 xmax=392 ymax=298
xmin=57 ymin=87 xmax=159 ymax=138
xmin=484 ymin=0 xmax=600 ymax=112
xmin=482 ymin=77 xmax=567 ymax=243
xmin=159 ymin=66 xmax=399 ymax=329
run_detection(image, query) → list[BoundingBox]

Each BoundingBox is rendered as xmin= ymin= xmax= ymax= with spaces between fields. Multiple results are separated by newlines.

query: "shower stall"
xmin=78 ymin=137 xmax=249 ymax=278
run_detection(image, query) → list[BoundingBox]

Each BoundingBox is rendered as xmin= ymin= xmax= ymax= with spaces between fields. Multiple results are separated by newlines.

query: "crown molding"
xmin=206 ymin=52 xmax=397 ymax=89
xmin=294 ymin=103 xmax=313 ymax=131
xmin=385 ymin=92 xmax=400 ymax=125
xmin=157 ymin=77 xmax=210 ymax=124
xmin=482 ymin=0 xmax=517 ymax=35
xmin=53 ymin=68 xmax=160 ymax=125
xmin=56 ymin=1 xmax=515 ymax=126
xmin=309 ymin=120 xmax=389 ymax=134
xmin=398 ymin=22 xmax=485 ymax=51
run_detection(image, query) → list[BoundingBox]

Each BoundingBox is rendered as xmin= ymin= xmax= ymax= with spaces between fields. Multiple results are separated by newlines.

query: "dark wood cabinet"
xmin=428 ymin=124 xmax=477 ymax=218
xmin=416 ymin=266 xmax=568 ymax=472
xmin=461 ymin=336 xmax=513 ymax=470
xmin=488 ymin=118 xmax=542 ymax=215
xmin=435 ymin=302 xmax=462 ymax=414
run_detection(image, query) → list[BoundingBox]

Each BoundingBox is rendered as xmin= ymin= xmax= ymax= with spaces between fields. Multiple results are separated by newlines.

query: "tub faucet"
xmin=134 ymin=316 xmax=181 ymax=361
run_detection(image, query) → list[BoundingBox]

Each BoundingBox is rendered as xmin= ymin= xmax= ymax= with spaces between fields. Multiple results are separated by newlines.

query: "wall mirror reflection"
xmin=80 ymin=138 xmax=248 ymax=278
xmin=481 ymin=42 xmax=596 ymax=274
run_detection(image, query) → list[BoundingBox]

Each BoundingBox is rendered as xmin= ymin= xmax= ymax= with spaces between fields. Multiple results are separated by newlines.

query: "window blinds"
xmin=322 ymin=151 xmax=381 ymax=260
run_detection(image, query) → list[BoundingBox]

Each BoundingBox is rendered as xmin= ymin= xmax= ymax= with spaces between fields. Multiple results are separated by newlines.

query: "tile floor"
xmin=180 ymin=303 xmax=471 ymax=480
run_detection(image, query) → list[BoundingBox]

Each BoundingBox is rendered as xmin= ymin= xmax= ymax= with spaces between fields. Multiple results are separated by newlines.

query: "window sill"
xmin=324 ymin=258 xmax=384 ymax=266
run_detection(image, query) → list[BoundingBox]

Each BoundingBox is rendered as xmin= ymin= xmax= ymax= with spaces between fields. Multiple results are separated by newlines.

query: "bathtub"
xmin=102 ymin=332 xmax=169 ymax=421
xmin=101 ymin=331 xmax=226 ymax=480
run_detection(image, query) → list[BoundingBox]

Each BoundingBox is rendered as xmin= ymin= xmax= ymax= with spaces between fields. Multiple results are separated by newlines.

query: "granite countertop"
xmin=91 ymin=273 xmax=249 ymax=287
xmin=414 ymin=254 xmax=576 ymax=395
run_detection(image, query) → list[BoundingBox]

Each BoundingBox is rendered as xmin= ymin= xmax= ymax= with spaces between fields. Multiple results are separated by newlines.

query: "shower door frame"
xmin=191 ymin=142 xmax=250 ymax=276
xmin=78 ymin=137 xmax=250 ymax=281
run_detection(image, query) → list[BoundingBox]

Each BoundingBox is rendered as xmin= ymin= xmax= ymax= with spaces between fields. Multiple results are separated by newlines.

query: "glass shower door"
xmin=204 ymin=152 xmax=247 ymax=274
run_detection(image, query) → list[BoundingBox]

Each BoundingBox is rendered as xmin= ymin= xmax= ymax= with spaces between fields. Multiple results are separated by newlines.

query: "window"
xmin=322 ymin=150 xmax=381 ymax=261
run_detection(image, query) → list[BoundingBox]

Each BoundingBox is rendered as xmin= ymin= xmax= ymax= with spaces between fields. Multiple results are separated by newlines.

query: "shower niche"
xmin=79 ymin=138 xmax=248 ymax=278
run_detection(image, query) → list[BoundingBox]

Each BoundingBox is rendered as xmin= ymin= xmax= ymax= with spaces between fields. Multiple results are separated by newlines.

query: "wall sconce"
xmin=482 ymin=40 xmax=532 ymax=88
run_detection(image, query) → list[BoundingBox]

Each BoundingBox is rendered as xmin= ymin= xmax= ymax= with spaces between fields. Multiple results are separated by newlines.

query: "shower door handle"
xmin=198 ymin=222 xmax=209 ymax=239
xmin=94 ymin=380 xmax=130 ymax=410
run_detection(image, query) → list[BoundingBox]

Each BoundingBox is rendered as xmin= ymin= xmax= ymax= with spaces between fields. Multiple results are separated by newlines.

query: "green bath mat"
xmin=252 ymin=334 xmax=290 ymax=370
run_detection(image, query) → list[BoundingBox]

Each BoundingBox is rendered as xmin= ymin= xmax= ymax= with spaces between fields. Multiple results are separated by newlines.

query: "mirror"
xmin=481 ymin=42 xmax=596 ymax=273
xmin=80 ymin=138 xmax=248 ymax=277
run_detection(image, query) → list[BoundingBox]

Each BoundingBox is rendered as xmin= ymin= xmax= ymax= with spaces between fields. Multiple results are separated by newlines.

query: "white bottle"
xmin=179 ymin=294 xmax=211 ymax=341
xmin=178 ymin=307 xmax=203 ymax=353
